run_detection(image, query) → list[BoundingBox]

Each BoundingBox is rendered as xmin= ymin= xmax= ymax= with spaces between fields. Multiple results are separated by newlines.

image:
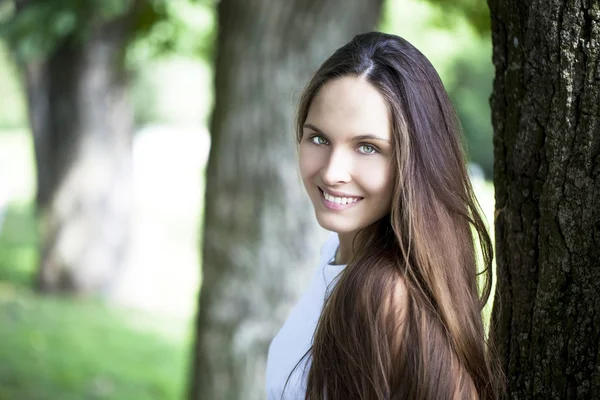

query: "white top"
xmin=265 ymin=232 xmax=345 ymax=399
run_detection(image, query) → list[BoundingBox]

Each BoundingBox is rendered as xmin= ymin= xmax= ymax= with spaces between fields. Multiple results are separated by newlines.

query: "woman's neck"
xmin=335 ymin=232 xmax=356 ymax=265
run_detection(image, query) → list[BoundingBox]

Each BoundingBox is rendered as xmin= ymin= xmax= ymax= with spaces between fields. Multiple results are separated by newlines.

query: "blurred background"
xmin=0 ymin=0 xmax=495 ymax=399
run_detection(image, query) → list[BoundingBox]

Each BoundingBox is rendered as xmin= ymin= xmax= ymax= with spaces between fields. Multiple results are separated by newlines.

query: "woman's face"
xmin=299 ymin=76 xmax=395 ymax=235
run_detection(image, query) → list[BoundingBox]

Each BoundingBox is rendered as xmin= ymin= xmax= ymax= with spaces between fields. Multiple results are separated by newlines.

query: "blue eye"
xmin=358 ymin=144 xmax=377 ymax=154
xmin=310 ymin=136 xmax=329 ymax=145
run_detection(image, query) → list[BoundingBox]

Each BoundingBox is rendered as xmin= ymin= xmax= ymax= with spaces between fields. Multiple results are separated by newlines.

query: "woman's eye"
xmin=310 ymin=136 xmax=329 ymax=145
xmin=358 ymin=144 xmax=377 ymax=154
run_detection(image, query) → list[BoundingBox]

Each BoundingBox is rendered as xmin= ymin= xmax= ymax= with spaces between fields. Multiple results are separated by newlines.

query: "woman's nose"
xmin=321 ymin=149 xmax=351 ymax=185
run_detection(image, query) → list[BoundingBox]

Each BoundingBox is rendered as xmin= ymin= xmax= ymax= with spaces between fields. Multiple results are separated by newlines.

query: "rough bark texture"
xmin=188 ymin=1 xmax=383 ymax=399
xmin=22 ymin=13 xmax=137 ymax=294
xmin=488 ymin=0 xmax=600 ymax=398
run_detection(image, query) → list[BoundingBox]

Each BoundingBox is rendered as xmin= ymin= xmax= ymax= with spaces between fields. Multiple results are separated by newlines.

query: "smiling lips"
xmin=319 ymin=187 xmax=363 ymax=210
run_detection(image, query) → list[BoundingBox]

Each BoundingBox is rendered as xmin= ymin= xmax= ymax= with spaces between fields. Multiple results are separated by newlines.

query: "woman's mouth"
xmin=319 ymin=188 xmax=363 ymax=210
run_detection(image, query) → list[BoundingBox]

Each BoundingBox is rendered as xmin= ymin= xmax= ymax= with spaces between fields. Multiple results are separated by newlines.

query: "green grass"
xmin=0 ymin=284 xmax=192 ymax=400
xmin=0 ymin=197 xmax=193 ymax=400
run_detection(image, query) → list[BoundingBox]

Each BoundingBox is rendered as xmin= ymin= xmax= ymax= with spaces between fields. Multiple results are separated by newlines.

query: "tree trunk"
xmin=488 ymin=0 xmax=600 ymax=398
xmin=188 ymin=1 xmax=383 ymax=399
xmin=22 ymin=14 xmax=136 ymax=294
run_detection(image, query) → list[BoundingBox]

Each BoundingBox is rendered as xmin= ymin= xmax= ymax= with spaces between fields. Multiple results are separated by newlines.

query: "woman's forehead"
xmin=306 ymin=76 xmax=391 ymax=140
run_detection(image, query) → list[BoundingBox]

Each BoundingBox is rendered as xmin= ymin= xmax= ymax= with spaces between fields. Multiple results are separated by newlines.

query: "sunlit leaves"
xmin=423 ymin=0 xmax=490 ymax=35
xmin=0 ymin=0 xmax=215 ymax=64
xmin=0 ymin=0 xmax=84 ymax=61
xmin=127 ymin=0 xmax=215 ymax=67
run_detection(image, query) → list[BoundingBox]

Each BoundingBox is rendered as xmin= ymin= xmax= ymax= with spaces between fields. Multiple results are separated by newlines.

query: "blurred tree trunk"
xmin=188 ymin=0 xmax=382 ymax=399
xmin=489 ymin=0 xmax=600 ymax=398
xmin=20 ymin=10 xmax=138 ymax=294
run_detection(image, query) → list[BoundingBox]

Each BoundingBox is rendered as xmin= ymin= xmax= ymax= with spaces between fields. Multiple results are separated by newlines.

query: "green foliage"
xmin=0 ymin=0 xmax=136 ymax=61
xmin=127 ymin=0 xmax=215 ymax=67
xmin=0 ymin=0 xmax=215 ymax=64
xmin=444 ymin=39 xmax=494 ymax=178
xmin=0 ymin=0 xmax=215 ymax=127
xmin=423 ymin=0 xmax=491 ymax=36
xmin=381 ymin=0 xmax=494 ymax=178
xmin=127 ymin=2 xmax=215 ymax=123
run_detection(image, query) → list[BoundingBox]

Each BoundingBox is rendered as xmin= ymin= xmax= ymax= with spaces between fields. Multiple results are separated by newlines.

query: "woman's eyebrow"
xmin=303 ymin=123 xmax=390 ymax=143
xmin=352 ymin=134 xmax=390 ymax=143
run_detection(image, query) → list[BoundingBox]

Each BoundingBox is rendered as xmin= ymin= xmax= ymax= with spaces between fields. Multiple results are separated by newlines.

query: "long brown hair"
xmin=291 ymin=32 xmax=504 ymax=399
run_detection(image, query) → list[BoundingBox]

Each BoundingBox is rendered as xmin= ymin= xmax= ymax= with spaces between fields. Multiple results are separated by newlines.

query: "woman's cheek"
xmin=359 ymin=157 xmax=391 ymax=188
xmin=300 ymin=144 xmax=325 ymax=175
xmin=299 ymin=145 xmax=321 ymax=180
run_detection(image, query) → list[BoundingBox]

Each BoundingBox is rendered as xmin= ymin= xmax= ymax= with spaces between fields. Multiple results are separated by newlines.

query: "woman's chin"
xmin=315 ymin=214 xmax=356 ymax=234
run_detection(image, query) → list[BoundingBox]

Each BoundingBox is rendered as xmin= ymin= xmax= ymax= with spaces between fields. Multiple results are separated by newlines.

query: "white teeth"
xmin=322 ymin=190 xmax=360 ymax=205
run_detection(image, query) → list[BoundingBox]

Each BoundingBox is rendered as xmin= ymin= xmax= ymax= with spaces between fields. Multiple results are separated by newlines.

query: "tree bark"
xmin=22 ymin=13 xmax=137 ymax=294
xmin=188 ymin=0 xmax=383 ymax=399
xmin=488 ymin=0 xmax=600 ymax=398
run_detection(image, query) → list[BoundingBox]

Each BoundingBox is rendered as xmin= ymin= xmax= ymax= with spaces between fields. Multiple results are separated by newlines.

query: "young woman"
xmin=266 ymin=31 xmax=503 ymax=400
